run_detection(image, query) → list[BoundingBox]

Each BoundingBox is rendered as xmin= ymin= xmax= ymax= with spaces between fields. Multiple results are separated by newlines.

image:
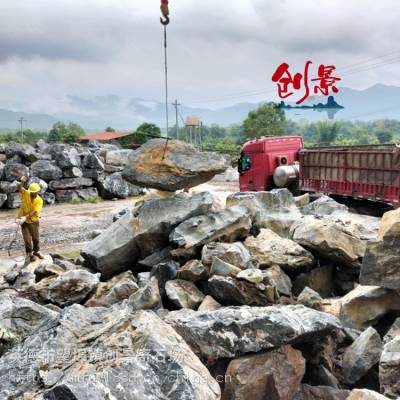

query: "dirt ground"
xmin=0 ymin=180 xmax=239 ymax=259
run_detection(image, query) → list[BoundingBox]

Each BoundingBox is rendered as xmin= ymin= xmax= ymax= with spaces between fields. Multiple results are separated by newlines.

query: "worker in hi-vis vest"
xmin=17 ymin=176 xmax=44 ymax=262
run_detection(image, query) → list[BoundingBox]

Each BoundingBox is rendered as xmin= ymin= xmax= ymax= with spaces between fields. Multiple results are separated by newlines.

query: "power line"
xmin=18 ymin=117 xmax=27 ymax=142
xmin=171 ymin=99 xmax=181 ymax=139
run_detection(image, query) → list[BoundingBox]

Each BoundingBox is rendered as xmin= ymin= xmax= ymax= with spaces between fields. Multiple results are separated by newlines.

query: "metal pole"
xmin=172 ymin=100 xmax=181 ymax=140
xmin=163 ymin=25 xmax=169 ymax=137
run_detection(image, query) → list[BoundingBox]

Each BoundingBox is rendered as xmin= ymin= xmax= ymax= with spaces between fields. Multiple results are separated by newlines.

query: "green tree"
xmin=243 ymin=102 xmax=287 ymax=139
xmin=312 ymin=121 xmax=340 ymax=145
xmin=48 ymin=121 xmax=85 ymax=144
xmin=136 ymin=123 xmax=161 ymax=138
xmin=376 ymin=130 xmax=393 ymax=144
xmin=105 ymin=126 xmax=115 ymax=132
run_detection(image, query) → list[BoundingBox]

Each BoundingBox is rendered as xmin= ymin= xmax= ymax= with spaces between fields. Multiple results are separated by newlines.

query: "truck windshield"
xmin=239 ymin=155 xmax=251 ymax=173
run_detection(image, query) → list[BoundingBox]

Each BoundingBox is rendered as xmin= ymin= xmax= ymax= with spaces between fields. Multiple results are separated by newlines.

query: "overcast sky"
xmin=0 ymin=0 xmax=399 ymax=114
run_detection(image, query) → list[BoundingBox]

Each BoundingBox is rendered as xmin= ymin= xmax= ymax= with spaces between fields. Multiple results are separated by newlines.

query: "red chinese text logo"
xmin=272 ymin=61 xmax=341 ymax=104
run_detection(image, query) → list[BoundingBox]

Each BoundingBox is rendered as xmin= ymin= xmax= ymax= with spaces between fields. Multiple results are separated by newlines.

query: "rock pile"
xmin=0 ymin=188 xmax=398 ymax=399
xmin=0 ymin=140 xmax=146 ymax=208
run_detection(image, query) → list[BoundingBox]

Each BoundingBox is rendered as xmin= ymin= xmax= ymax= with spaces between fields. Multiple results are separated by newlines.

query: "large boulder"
xmin=244 ymin=228 xmax=314 ymax=272
xmin=122 ymin=138 xmax=229 ymax=191
xmin=360 ymin=210 xmax=400 ymax=290
xmin=4 ymin=141 xmax=38 ymax=162
xmin=379 ymin=336 xmax=400 ymax=399
xmin=342 ymin=327 xmax=383 ymax=384
xmin=301 ymin=195 xmax=348 ymax=216
xmin=48 ymin=177 xmax=93 ymax=190
xmin=177 ymin=259 xmax=208 ymax=282
xmin=105 ymin=148 xmax=133 ymax=165
xmin=0 ymin=305 xmax=220 ymax=399
xmin=294 ymin=385 xmax=350 ymax=400
xmin=165 ymin=279 xmax=205 ymax=309
xmin=208 ymin=275 xmax=269 ymax=306
xmin=83 ymin=152 xmax=104 ymax=170
xmin=82 ymin=192 xmax=214 ymax=278
xmin=55 ymin=187 xmax=99 ymax=202
xmin=97 ymin=172 xmax=130 ymax=199
xmin=3 ymin=163 xmax=29 ymax=181
xmin=0 ymin=180 xmax=18 ymax=193
xmin=165 ymin=304 xmax=341 ymax=361
xmin=5 ymin=192 xmax=21 ymax=209
xmin=290 ymin=216 xmax=366 ymax=268
xmin=383 ymin=318 xmax=400 ymax=345
xmin=51 ymin=144 xmax=81 ymax=168
xmin=31 ymin=160 xmax=63 ymax=181
xmin=347 ymin=389 xmax=391 ymax=400
xmin=226 ymin=189 xmax=302 ymax=237
xmin=0 ymin=193 xmax=6 ymax=208
xmin=201 ymin=242 xmax=251 ymax=268
xmin=128 ymin=276 xmax=161 ymax=311
xmin=170 ymin=205 xmax=252 ymax=257
xmin=0 ymin=294 xmax=58 ymax=354
xmin=331 ymin=285 xmax=400 ymax=330
xmin=222 ymin=345 xmax=305 ymax=400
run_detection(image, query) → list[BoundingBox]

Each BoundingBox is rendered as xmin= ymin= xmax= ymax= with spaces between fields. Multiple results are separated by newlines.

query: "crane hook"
xmin=160 ymin=15 xmax=170 ymax=25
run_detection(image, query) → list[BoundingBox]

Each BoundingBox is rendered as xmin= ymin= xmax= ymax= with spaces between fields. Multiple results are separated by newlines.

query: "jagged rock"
xmin=0 ymin=294 xmax=58 ymax=354
xmin=210 ymin=257 xmax=242 ymax=278
xmin=137 ymin=247 xmax=173 ymax=270
xmin=244 ymin=228 xmax=314 ymax=272
xmin=380 ymin=336 xmax=400 ymax=399
xmin=336 ymin=285 xmax=400 ymax=330
xmin=128 ymin=276 xmax=161 ymax=311
xmin=301 ymin=195 xmax=348 ymax=216
xmin=290 ymin=216 xmax=366 ymax=268
xmin=295 ymin=193 xmax=310 ymax=208
xmin=198 ymin=295 xmax=222 ymax=312
xmin=226 ymin=189 xmax=302 ymax=237
xmin=0 ymin=305 xmax=220 ymax=399
xmin=0 ymin=161 xmax=4 ymax=179
xmin=82 ymin=168 xmax=101 ymax=179
xmin=0 ymin=180 xmax=18 ymax=193
xmin=342 ymin=327 xmax=382 ymax=384
xmin=85 ymin=271 xmax=139 ymax=307
xmin=165 ymin=305 xmax=341 ymax=361
xmin=262 ymin=265 xmax=292 ymax=297
xmin=97 ymin=172 xmax=130 ymax=199
xmin=360 ymin=210 xmax=400 ymax=290
xmin=31 ymin=160 xmax=63 ymax=181
xmin=294 ymin=385 xmax=350 ymax=400
xmin=42 ymin=192 xmax=56 ymax=205
xmin=177 ymin=259 xmax=208 ymax=282
xmin=222 ymin=345 xmax=305 ymax=400
xmin=4 ymin=141 xmax=37 ymax=162
xmin=150 ymin=260 xmax=179 ymax=297
xmin=208 ymin=275 xmax=270 ymax=306
xmin=170 ymin=205 xmax=252 ymax=257
xmin=6 ymin=154 xmax=22 ymax=164
xmin=128 ymin=182 xmax=145 ymax=196
xmin=48 ymin=177 xmax=93 ymax=191
xmin=201 ymin=242 xmax=251 ymax=268
xmin=82 ymin=192 xmax=213 ymax=278
xmin=63 ymin=166 xmax=83 ymax=178
xmin=0 ymin=193 xmax=6 ymax=207
xmin=292 ymin=265 xmax=335 ymax=298
xmin=83 ymin=152 xmax=104 ymax=170
xmin=237 ymin=268 xmax=264 ymax=284
xmin=122 ymin=138 xmax=229 ymax=191
xmin=378 ymin=208 xmax=400 ymax=240
xmin=3 ymin=163 xmax=29 ymax=181
xmin=347 ymin=389 xmax=390 ymax=400
xmin=5 ymin=192 xmax=21 ymax=209
xmin=165 ymin=279 xmax=205 ymax=309
xmin=298 ymin=286 xmax=323 ymax=310
xmin=105 ymin=148 xmax=133 ymax=165
xmin=35 ymin=139 xmax=49 ymax=153
xmin=52 ymin=144 xmax=81 ymax=168
xmin=383 ymin=318 xmax=400 ymax=345
xmin=22 ymin=270 xmax=100 ymax=307
xmin=55 ymin=187 xmax=99 ymax=202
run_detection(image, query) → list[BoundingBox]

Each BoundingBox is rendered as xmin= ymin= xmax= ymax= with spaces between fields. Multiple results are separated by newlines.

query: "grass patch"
xmin=63 ymin=196 xmax=103 ymax=205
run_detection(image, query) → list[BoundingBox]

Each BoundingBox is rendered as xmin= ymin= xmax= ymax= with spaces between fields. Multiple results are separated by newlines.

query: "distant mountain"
xmin=0 ymin=109 xmax=57 ymax=131
xmin=1 ymin=84 xmax=400 ymax=131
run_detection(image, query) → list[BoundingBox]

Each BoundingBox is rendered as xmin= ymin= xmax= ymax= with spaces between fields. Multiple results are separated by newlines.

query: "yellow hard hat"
xmin=28 ymin=182 xmax=41 ymax=193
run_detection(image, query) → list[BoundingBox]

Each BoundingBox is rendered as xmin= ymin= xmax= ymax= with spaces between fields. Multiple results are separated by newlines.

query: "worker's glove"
xmin=20 ymin=176 xmax=28 ymax=184
xmin=15 ymin=217 xmax=26 ymax=226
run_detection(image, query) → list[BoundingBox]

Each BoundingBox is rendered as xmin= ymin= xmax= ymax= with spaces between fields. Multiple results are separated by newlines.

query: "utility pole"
xmin=18 ymin=117 xmax=27 ymax=142
xmin=172 ymin=99 xmax=181 ymax=140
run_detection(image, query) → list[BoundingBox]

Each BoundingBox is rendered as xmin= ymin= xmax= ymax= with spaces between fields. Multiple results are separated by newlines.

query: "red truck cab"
xmin=238 ymin=136 xmax=304 ymax=191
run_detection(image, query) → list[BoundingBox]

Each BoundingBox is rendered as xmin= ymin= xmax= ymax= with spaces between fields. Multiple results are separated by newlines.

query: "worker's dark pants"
xmin=21 ymin=222 xmax=40 ymax=254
